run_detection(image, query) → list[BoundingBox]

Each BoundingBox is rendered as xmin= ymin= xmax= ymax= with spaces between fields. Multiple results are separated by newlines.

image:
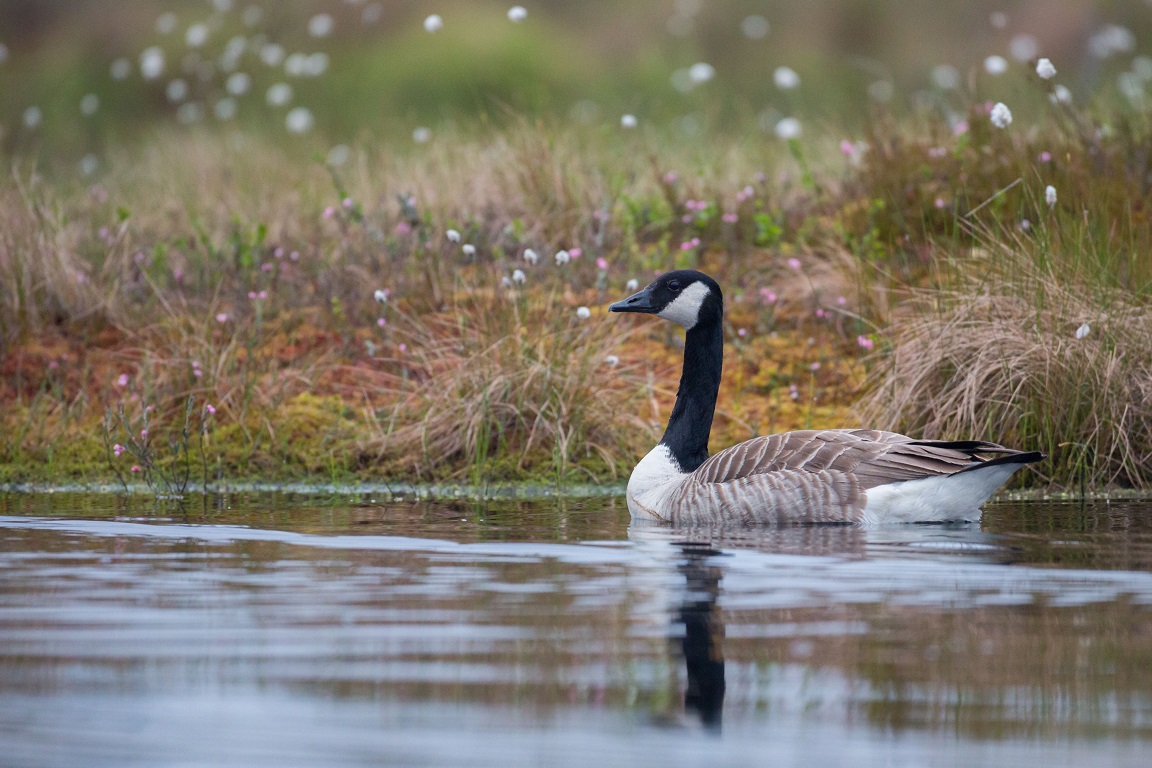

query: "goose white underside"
xmin=859 ymin=461 xmax=1020 ymax=524
xmin=626 ymin=444 xmax=1022 ymax=525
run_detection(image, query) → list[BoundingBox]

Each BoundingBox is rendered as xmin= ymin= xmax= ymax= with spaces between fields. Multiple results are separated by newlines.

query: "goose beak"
xmin=609 ymin=285 xmax=657 ymax=314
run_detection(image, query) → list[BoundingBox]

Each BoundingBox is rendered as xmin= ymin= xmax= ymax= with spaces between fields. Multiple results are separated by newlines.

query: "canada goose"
xmin=609 ymin=270 xmax=1043 ymax=525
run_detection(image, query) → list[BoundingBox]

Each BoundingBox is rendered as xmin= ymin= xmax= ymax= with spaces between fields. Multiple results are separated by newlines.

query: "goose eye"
xmin=668 ymin=280 xmax=681 ymax=292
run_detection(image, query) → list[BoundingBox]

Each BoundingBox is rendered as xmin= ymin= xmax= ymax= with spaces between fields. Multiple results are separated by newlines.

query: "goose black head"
xmin=609 ymin=270 xmax=723 ymax=331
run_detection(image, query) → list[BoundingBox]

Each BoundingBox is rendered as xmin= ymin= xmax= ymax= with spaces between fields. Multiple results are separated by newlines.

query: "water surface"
xmin=2 ymin=492 xmax=1151 ymax=767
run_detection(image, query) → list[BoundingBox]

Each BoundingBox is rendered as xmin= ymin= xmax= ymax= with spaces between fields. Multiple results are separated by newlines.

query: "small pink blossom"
xmin=193 ymin=369 xmax=203 ymax=378
xmin=596 ymin=257 xmax=609 ymax=270
xmin=395 ymin=221 xmax=412 ymax=235
xmin=116 ymin=373 xmax=129 ymax=387
xmin=1039 ymin=151 xmax=1052 ymax=162
xmin=145 ymin=405 xmax=154 ymax=413
xmin=261 ymin=263 xmax=273 ymax=272
xmin=737 ymin=328 xmax=748 ymax=337
xmin=663 ymin=171 xmax=678 ymax=184
xmin=248 ymin=291 xmax=257 ymax=299
xmin=681 ymin=215 xmax=693 ymax=223
xmin=722 ymin=213 xmax=738 ymax=223
xmin=952 ymin=120 xmax=969 ymax=136
xmin=140 ymin=429 xmax=148 ymax=439
xmin=398 ymin=343 xmax=407 ymax=353
xmin=274 ymin=247 xmax=285 ymax=258
xmin=216 ymin=313 xmax=228 ymax=323
xmin=377 ymin=317 xmax=386 ymax=328
xmin=810 ymin=362 xmax=821 ymax=372
xmin=840 ymin=139 xmax=855 ymax=156
xmin=787 ymin=258 xmax=802 ymax=270
xmin=836 ymin=296 xmax=847 ymax=306
xmin=206 ymin=404 xmax=217 ymax=415
xmin=113 ymin=444 xmax=125 ymax=457
xmin=857 ymin=335 xmax=874 ymax=351
xmin=258 ymin=290 xmax=267 ymax=299
xmin=323 ymin=206 xmax=335 ymax=219
xmin=758 ymin=288 xmax=777 ymax=304
xmin=568 ymin=247 xmax=582 ymax=258
xmin=131 ymin=465 xmax=141 ymax=473
xmin=816 ymin=308 xmax=826 ymax=318
xmin=342 ymin=197 xmax=353 ymax=208
xmin=290 ymin=251 xmax=300 ymax=261
xmin=935 ymin=197 xmax=947 ymax=209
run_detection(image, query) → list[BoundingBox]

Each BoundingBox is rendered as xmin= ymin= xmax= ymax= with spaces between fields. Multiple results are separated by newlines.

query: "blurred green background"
xmin=2 ymin=0 xmax=1151 ymax=162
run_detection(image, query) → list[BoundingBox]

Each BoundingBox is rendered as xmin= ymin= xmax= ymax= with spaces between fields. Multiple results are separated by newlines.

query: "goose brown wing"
xmin=689 ymin=429 xmax=1011 ymax=491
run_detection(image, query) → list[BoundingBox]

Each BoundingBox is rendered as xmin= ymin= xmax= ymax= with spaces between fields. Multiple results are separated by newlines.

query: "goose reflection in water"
xmin=674 ymin=542 xmax=727 ymax=732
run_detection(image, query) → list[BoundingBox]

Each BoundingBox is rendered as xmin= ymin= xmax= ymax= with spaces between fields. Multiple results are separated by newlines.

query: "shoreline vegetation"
xmin=3 ymin=5 xmax=1151 ymax=497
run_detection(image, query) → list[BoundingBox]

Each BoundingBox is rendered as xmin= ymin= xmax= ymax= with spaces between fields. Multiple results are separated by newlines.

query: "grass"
xmin=3 ymin=5 xmax=1152 ymax=494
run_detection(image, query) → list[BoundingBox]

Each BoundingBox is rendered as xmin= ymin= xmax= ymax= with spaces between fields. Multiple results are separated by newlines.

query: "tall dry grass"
xmin=859 ymin=239 xmax=1152 ymax=489
xmin=359 ymin=282 xmax=654 ymax=483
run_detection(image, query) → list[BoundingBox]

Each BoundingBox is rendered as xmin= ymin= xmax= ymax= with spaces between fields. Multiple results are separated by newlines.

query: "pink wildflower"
xmin=141 ymin=429 xmax=148 ymax=439
xmin=758 ymin=288 xmax=777 ymax=304
xmin=1039 ymin=151 xmax=1052 ymax=162
xmin=787 ymin=258 xmax=802 ymax=270
xmin=569 ymin=247 xmax=582 ymax=258
xmin=216 ymin=313 xmax=228 ymax=323
xmin=205 ymin=404 xmax=217 ymax=415
xmin=377 ymin=318 xmax=386 ymax=328
xmin=131 ymin=465 xmax=141 ymax=473
xmin=323 ymin=206 xmax=335 ymax=219
xmin=116 ymin=373 xmax=129 ymax=387
xmin=395 ymin=221 xmax=412 ymax=235
xmin=737 ymin=328 xmax=748 ymax=337
xmin=663 ymin=171 xmax=678 ymax=184
xmin=596 ymin=257 xmax=609 ymax=270
xmin=722 ymin=213 xmax=738 ymax=223
xmin=857 ymin=335 xmax=874 ymax=351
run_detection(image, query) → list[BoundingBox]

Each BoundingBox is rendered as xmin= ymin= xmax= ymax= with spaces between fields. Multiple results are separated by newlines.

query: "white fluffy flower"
xmin=1051 ymin=84 xmax=1072 ymax=105
xmin=984 ymin=55 xmax=1008 ymax=76
xmin=626 ymin=278 xmax=639 ymax=292
xmin=511 ymin=269 xmax=526 ymax=284
xmin=688 ymin=62 xmax=715 ymax=84
xmin=522 ymin=248 xmax=538 ymax=264
xmin=773 ymin=66 xmax=800 ymax=90
xmin=554 ymin=250 xmax=570 ymax=265
xmin=1036 ymin=58 xmax=1057 ymax=80
xmin=774 ymin=117 xmax=802 ymax=140
xmin=285 ymin=107 xmax=314 ymax=134
xmin=576 ymin=306 xmax=591 ymax=320
xmin=462 ymin=244 xmax=476 ymax=256
xmin=446 ymin=229 xmax=461 ymax=243
xmin=604 ymin=355 xmax=620 ymax=367
xmin=989 ymin=102 xmax=1013 ymax=128
xmin=1075 ymin=323 xmax=1091 ymax=339
xmin=1045 ymin=185 xmax=1057 ymax=207
xmin=373 ymin=289 xmax=389 ymax=304
xmin=507 ymin=6 xmax=527 ymax=22
xmin=620 ymin=114 xmax=638 ymax=129
xmin=424 ymin=14 xmax=443 ymax=33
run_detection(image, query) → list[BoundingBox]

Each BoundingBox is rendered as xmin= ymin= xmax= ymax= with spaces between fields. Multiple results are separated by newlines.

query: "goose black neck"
xmin=660 ymin=316 xmax=723 ymax=473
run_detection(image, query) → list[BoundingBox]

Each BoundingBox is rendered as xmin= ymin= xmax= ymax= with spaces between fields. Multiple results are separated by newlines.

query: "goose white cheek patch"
xmin=657 ymin=281 xmax=711 ymax=330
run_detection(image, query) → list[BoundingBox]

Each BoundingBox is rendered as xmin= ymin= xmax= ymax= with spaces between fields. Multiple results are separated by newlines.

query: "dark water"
xmin=2 ymin=492 xmax=1152 ymax=767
